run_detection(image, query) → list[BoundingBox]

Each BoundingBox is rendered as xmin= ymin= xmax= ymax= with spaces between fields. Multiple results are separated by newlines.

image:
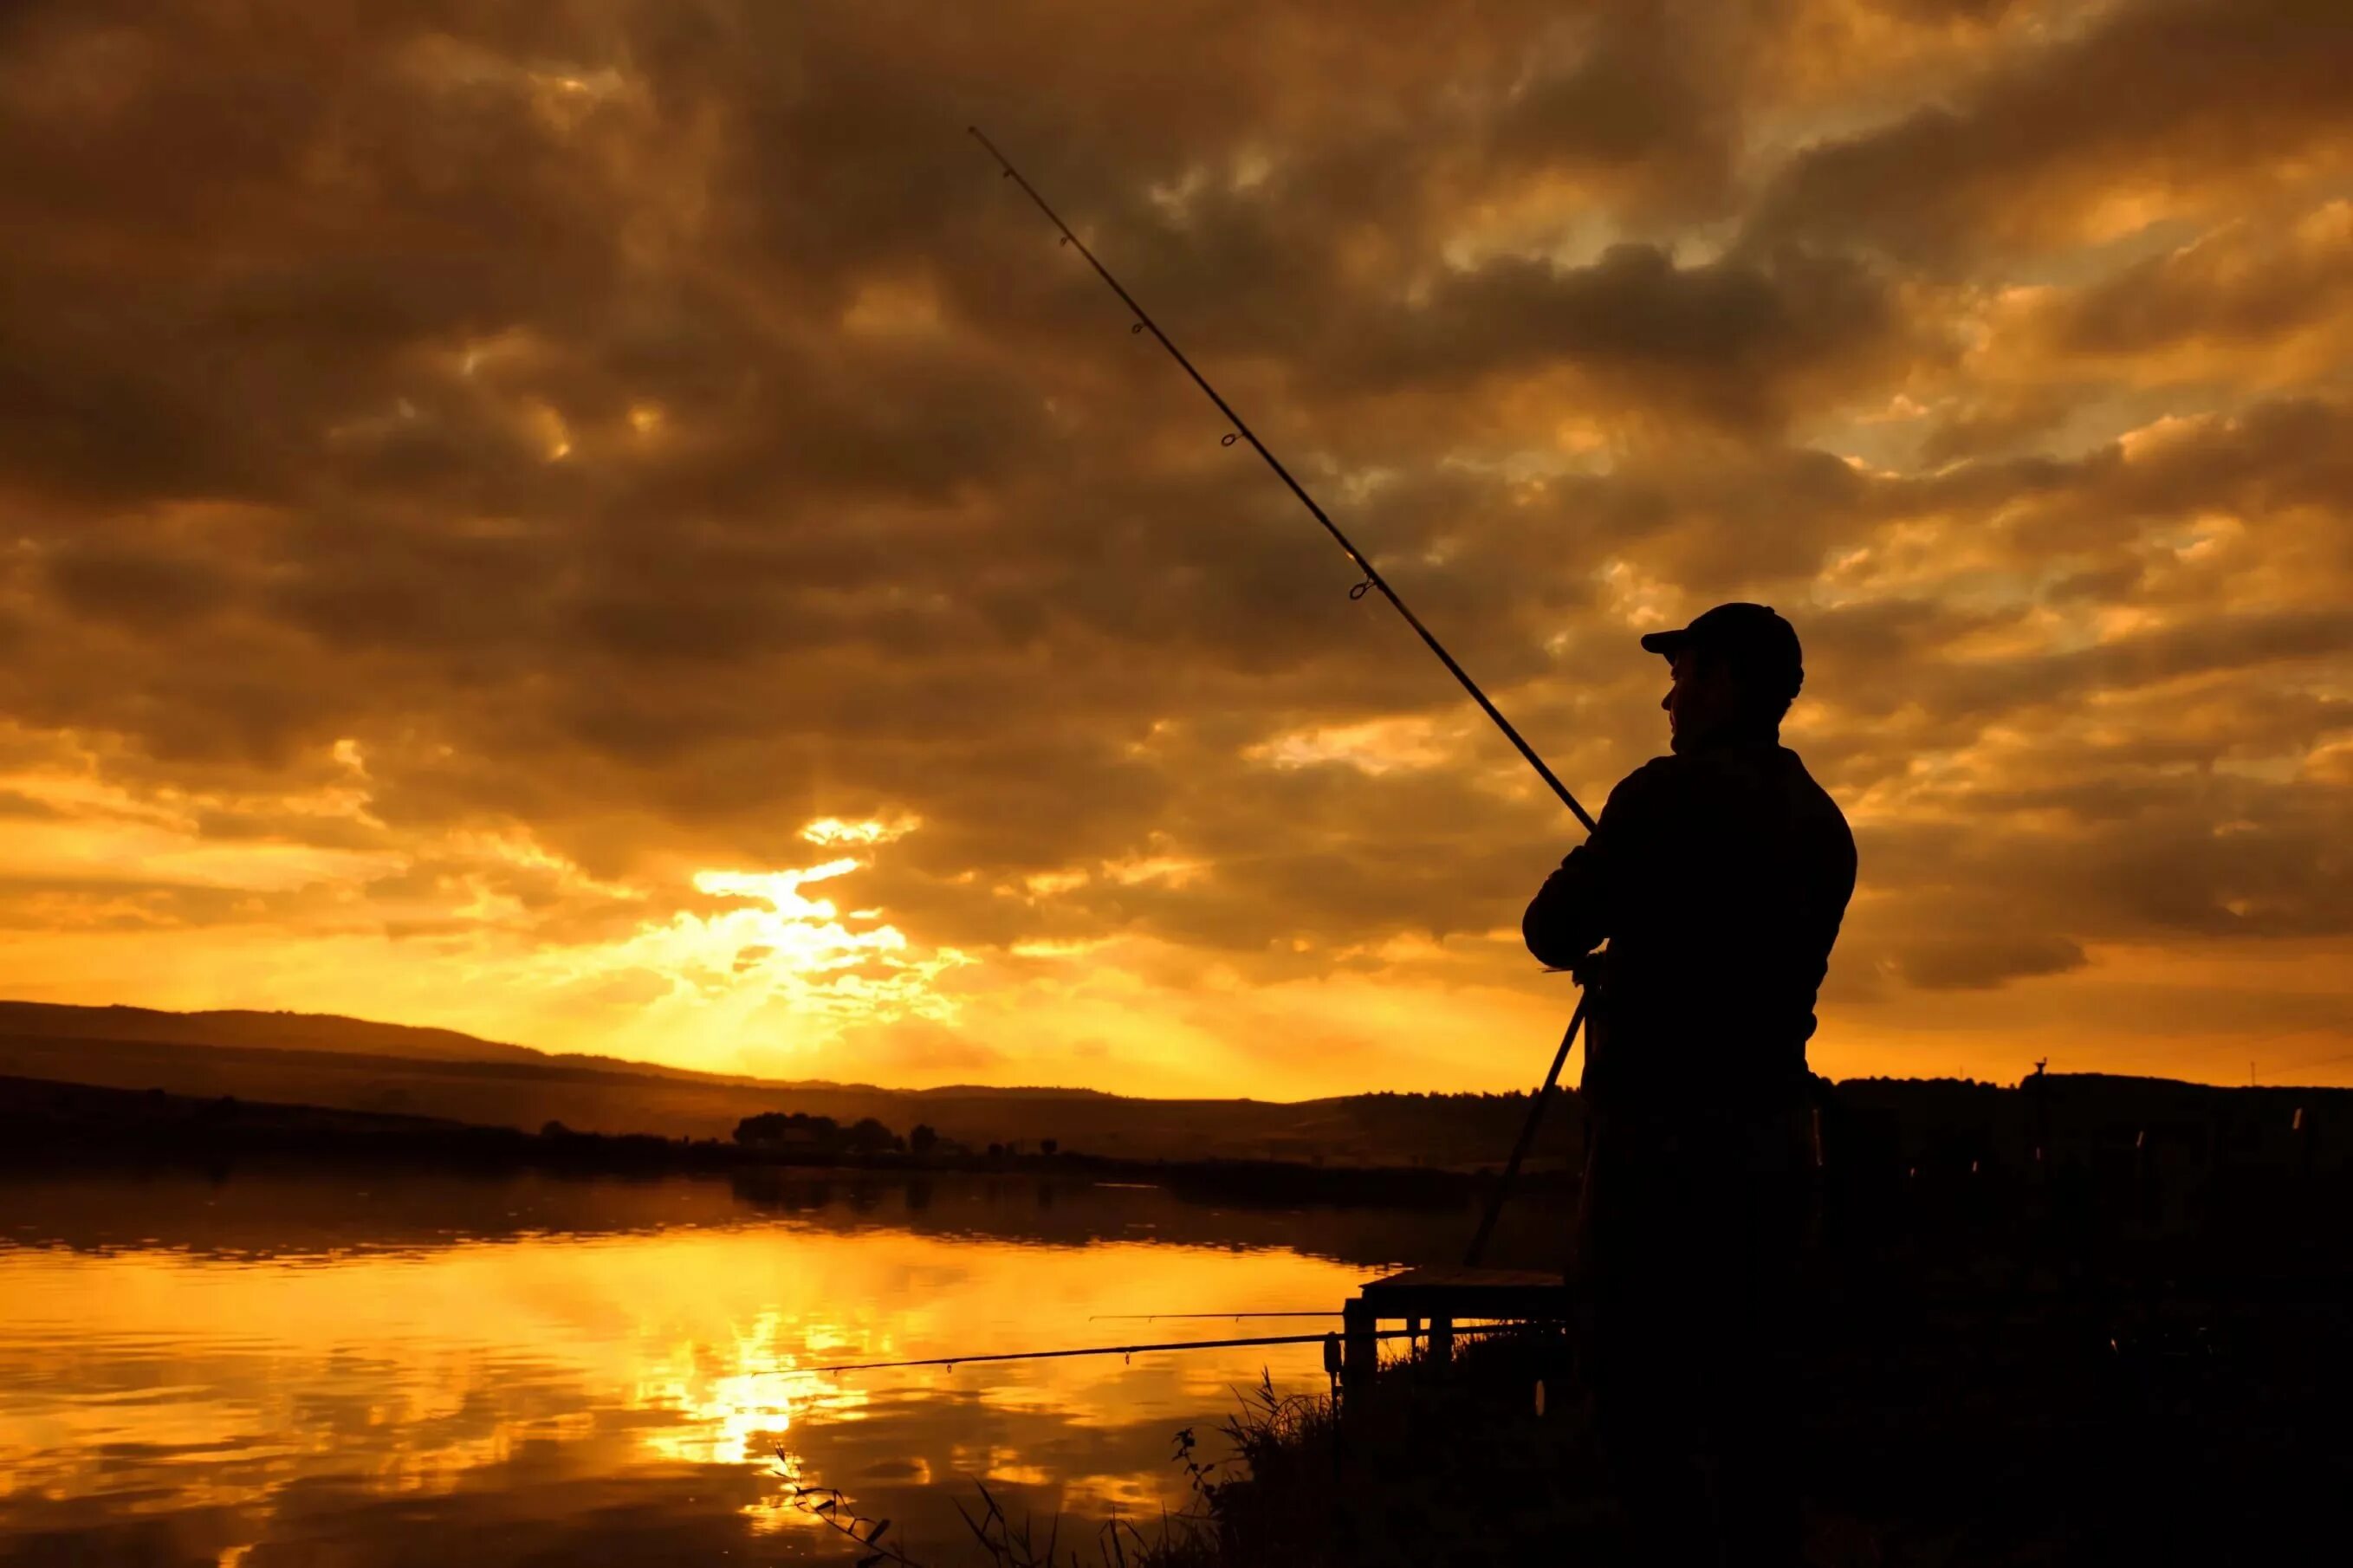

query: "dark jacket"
xmin=1525 ymin=730 xmax=1856 ymax=1111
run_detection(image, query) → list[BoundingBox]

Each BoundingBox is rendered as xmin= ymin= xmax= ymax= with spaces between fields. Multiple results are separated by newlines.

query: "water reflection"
xmin=0 ymin=1170 xmax=1514 ymax=1565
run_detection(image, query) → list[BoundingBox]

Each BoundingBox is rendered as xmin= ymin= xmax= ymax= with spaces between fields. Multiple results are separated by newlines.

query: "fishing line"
xmin=809 ymin=1321 xmax=1552 ymax=1376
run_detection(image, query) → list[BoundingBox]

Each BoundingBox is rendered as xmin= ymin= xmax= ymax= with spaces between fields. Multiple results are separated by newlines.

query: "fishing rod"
xmin=812 ymin=1328 xmax=1406 ymax=1376
xmin=811 ymin=1319 xmax=1550 ymax=1377
xmin=1086 ymin=1299 xmax=1336 ymax=1309
xmin=1091 ymin=1312 xmax=1337 ymax=1321
xmin=970 ymin=126 xmax=1591 ymax=1266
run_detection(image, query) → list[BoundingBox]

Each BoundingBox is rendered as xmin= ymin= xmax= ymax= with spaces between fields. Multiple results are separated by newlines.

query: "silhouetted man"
xmin=1524 ymin=602 xmax=1855 ymax=1568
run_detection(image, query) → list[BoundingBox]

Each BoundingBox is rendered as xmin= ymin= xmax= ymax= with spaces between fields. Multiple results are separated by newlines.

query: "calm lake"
xmin=0 ymin=1168 xmax=1542 ymax=1565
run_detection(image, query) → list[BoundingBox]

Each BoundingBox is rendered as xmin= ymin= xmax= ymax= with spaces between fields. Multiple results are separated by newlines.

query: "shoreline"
xmin=0 ymin=1072 xmax=1556 ymax=1208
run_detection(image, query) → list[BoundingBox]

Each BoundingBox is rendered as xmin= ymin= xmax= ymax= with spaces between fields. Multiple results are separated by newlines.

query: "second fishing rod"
xmin=969 ymin=126 xmax=1590 ymax=1264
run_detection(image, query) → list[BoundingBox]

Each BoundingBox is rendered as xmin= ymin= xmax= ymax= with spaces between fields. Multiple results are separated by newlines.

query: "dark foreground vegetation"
xmin=798 ymin=1080 xmax=2353 ymax=1568
xmin=1102 ymin=1120 xmax=2349 ymax=1565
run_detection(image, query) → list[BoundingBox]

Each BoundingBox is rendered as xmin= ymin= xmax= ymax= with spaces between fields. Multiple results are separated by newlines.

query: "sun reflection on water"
xmin=0 ymin=1175 xmax=1374 ymax=1565
xmin=631 ymin=1311 xmax=874 ymax=1467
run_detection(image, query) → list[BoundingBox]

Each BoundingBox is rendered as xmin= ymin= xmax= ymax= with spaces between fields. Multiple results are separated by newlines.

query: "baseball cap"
xmin=1638 ymin=602 xmax=1805 ymax=698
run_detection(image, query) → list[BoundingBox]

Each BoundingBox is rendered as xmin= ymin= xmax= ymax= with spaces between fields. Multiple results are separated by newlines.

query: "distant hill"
xmin=0 ymin=1001 xmax=557 ymax=1066
xmin=0 ymin=1001 xmax=1574 ymax=1168
xmin=0 ymin=1001 xmax=1117 ymax=1099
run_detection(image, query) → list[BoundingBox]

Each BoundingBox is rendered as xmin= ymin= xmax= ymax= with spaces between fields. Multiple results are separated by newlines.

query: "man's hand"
xmin=1524 ymin=845 xmax=1609 ymax=969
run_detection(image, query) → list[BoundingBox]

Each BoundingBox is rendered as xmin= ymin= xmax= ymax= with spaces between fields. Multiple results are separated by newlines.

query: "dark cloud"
xmin=2047 ymin=209 xmax=2353 ymax=359
xmin=1892 ymin=933 xmax=2088 ymax=992
xmin=1483 ymin=1 xmax=1743 ymax=216
xmin=1748 ymin=0 xmax=2353 ymax=267
xmin=1326 ymin=242 xmax=1923 ymax=430
xmin=43 ymin=541 xmax=234 ymax=632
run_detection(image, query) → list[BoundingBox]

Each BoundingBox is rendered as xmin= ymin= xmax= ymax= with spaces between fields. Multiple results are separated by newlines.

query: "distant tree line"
xmin=729 ymin=1111 xmax=1070 ymax=1162
xmin=732 ymin=1111 xmax=908 ymax=1153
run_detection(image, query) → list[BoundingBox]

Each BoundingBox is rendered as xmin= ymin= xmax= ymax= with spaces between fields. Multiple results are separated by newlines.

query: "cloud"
xmin=0 ymin=0 xmax=2345 ymax=1088
xmin=1890 ymin=933 xmax=2089 ymax=992
xmin=1325 ymin=241 xmax=1926 ymax=431
xmin=1748 ymin=0 xmax=2353 ymax=267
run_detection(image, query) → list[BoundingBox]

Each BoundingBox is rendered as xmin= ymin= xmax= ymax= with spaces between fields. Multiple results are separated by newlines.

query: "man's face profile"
xmin=1663 ymin=649 xmax=1739 ymax=748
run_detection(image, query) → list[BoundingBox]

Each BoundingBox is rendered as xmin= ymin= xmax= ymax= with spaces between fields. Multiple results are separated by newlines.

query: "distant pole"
xmin=2029 ymin=1058 xmax=2049 ymax=1172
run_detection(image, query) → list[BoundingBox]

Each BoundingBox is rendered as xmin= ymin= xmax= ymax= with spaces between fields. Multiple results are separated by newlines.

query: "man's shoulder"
xmin=1775 ymin=746 xmax=1858 ymax=853
xmin=1774 ymin=744 xmax=1849 ymax=807
xmin=1620 ymin=752 xmax=1683 ymax=785
xmin=1604 ymin=753 xmax=1685 ymax=810
xmin=1620 ymin=743 xmax=1846 ymax=817
xmin=1611 ymin=743 xmax=1849 ymax=807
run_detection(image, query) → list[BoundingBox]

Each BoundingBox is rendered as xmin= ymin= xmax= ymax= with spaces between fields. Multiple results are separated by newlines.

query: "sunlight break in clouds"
xmin=801 ymin=816 xmax=924 ymax=848
xmin=538 ymin=826 xmax=975 ymax=1067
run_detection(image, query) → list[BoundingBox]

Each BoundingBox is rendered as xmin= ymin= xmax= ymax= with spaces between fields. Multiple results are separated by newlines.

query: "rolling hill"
xmin=0 ymin=1001 xmax=1572 ymax=1168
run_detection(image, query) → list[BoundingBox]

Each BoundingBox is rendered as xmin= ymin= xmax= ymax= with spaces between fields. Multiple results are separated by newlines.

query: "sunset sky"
xmin=0 ymin=0 xmax=2347 ymax=1097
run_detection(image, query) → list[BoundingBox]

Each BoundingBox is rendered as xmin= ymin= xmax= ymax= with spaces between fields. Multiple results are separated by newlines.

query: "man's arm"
xmin=1521 ymin=761 xmax=1663 ymax=969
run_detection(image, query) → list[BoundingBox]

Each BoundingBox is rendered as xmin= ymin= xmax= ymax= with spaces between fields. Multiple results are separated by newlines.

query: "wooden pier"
xmin=1340 ymin=1266 xmax=1569 ymax=1386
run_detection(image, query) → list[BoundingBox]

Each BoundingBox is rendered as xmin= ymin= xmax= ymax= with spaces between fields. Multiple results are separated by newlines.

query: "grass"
xmin=1181 ymin=1330 xmax=1616 ymax=1568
